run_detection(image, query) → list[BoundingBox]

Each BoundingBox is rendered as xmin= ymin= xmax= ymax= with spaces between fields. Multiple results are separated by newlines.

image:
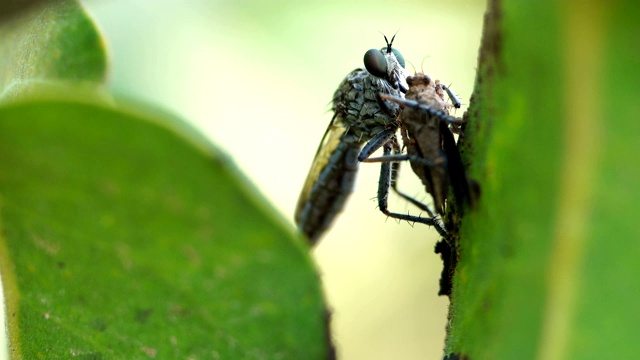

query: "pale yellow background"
xmin=83 ymin=1 xmax=485 ymax=358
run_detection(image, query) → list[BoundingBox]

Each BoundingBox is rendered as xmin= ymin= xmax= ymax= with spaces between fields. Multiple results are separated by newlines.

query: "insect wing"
xmin=440 ymin=119 xmax=472 ymax=212
xmin=295 ymin=114 xmax=360 ymax=243
xmin=401 ymin=105 xmax=449 ymax=215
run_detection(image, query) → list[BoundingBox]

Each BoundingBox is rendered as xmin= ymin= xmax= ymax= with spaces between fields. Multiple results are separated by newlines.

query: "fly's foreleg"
xmin=378 ymin=93 xmax=465 ymax=126
xmin=357 ymin=127 xmax=397 ymax=162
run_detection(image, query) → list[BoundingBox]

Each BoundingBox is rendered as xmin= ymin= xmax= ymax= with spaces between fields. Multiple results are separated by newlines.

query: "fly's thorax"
xmin=332 ymin=68 xmax=402 ymax=140
xmin=365 ymin=73 xmax=399 ymax=101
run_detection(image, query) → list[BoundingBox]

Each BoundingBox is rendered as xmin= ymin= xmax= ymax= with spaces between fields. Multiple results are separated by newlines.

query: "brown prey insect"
xmin=361 ymin=72 xmax=472 ymax=221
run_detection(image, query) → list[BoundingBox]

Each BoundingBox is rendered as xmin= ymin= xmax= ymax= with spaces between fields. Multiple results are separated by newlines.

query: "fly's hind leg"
xmin=387 ymin=140 xmax=436 ymax=218
xmin=362 ymin=130 xmax=442 ymax=206
xmin=364 ymin=137 xmax=448 ymax=239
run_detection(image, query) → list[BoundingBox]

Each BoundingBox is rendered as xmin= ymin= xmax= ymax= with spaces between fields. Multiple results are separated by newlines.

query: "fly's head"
xmin=363 ymin=34 xmax=408 ymax=93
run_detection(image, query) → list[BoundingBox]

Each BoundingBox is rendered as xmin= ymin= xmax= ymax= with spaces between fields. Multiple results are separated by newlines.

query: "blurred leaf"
xmin=446 ymin=0 xmax=640 ymax=359
xmin=0 ymin=99 xmax=328 ymax=359
xmin=0 ymin=0 xmax=46 ymax=21
xmin=0 ymin=0 xmax=328 ymax=357
xmin=0 ymin=0 xmax=107 ymax=102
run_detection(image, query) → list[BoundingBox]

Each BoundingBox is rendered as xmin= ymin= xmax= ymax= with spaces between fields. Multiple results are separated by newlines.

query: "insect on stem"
xmin=294 ymin=36 xmax=408 ymax=245
xmin=366 ymin=72 xmax=473 ymax=223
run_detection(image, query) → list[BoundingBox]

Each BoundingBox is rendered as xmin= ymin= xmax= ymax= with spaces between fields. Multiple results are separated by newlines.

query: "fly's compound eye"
xmin=392 ymin=48 xmax=405 ymax=68
xmin=364 ymin=49 xmax=388 ymax=78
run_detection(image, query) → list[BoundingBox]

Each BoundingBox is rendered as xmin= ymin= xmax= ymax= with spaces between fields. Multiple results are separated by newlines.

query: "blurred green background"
xmin=81 ymin=0 xmax=484 ymax=358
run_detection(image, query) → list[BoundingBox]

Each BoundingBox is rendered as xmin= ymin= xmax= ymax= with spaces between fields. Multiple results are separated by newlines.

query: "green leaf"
xmin=0 ymin=0 xmax=329 ymax=358
xmin=0 ymin=0 xmax=107 ymax=102
xmin=0 ymin=99 xmax=328 ymax=359
xmin=446 ymin=0 xmax=640 ymax=359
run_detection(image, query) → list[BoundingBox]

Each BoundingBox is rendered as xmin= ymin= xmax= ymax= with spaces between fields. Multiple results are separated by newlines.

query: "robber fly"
xmin=372 ymin=72 xmax=472 ymax=217
xmin=295 ymin=35 xmax=410 ymax=244
xmin=296 ymin=36 xmax=449 ymax=244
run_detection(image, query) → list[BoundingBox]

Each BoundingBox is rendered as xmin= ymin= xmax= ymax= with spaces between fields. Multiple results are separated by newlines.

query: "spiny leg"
xmin=378 ymin=93 xmax=464 ymax=125
xmin=361 ymin=132 xmax=442 ymax=219
xmin=373 ymin=139 xmax=448 ymax=239
xmin=378 ymin=92 xmax=475 ymax=214
xmin=439 ymin=83 xmax=462 ymax=109
xmin=357 ymin=127 xmax=397 ymax=162
xmin=387 ymin=139 xmax=436 ymax=219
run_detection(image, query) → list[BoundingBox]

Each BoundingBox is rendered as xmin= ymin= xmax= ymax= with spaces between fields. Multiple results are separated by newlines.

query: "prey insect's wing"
xmin=440 ymin=119 xmax=472 ymax=213
xmin=402 ymin=106 xmax=449 ymax=215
